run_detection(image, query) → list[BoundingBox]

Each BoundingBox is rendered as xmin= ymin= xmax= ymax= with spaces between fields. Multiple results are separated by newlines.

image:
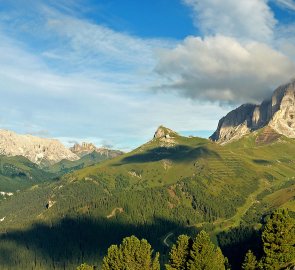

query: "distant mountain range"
xmin=0 ymin=129 xmax=78 ymax=166
xmin=210 ymin=80 xmax=295 ymax=144
xmin=70 ymin=142 xmax=123 ymax=158
xmin=0 ymin=130 xmax=123 ymax=168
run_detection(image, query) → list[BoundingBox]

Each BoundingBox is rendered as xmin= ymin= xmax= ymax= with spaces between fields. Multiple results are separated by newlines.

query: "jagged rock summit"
xmin=210 ymin=80 xmax=295 ymax=144
xmin=153 ymin=126 xmax=179 ymax=147
xmin=70 ymin=142 xmax=123 ymax=158
xmin=0 ymin=129 xmax=79 ymax=165
xmin=153 ymin=126 xmax=178 ymax=139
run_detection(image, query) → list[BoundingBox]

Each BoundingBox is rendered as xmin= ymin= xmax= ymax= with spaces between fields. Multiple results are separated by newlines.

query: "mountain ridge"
xmin=70 ymin=142 xmax=123 ymax=158
xmin=0 ymin=129 xmax=79 ymax=166
xmin=210 ymin=80 xmax=295 ymax=144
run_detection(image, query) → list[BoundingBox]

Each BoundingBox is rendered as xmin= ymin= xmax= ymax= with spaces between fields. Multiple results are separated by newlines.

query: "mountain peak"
xmin=70 ymin=142 xmax=123 ymax=158
xmin=210 ymin=80 xmax=295 ymax=144
xmin=0 ymin=129 xmax=79 ymax=165
xmin=153 ymin=126 xmax=178 ymax=139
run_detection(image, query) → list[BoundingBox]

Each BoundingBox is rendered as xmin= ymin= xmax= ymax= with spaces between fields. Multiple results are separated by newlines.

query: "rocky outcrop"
xmin=70 ymin=142 xmax=123 ymax=158
xmin=0 ymin=130 xmax=79 ymax=165
xmin=153 ymin=126 xmax=179 ymax=147
xmin=70 ymin=142 xmax=96 ymax=157
xmin=210 ymin=80 xmax=295 ymax=144
xmin=154 ymin=126 xmax=178 ymax=139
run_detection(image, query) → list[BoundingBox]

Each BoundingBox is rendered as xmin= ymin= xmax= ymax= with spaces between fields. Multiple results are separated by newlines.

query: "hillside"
xmin=0 ymin=126 xmax=294 ymax=269
xmin=44 ymin=151 xmax=123 ymax=177
xmin=0 ymin=155 xmax=55 ymax=196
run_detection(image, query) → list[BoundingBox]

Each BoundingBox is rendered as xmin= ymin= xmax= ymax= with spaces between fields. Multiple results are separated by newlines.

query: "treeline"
xmin=77 ymin=209 xmax=295 ymax=270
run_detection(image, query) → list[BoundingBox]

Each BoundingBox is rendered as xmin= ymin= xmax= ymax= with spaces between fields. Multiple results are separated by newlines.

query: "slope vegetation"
xmin=0 ymin=127 xmax=294 ymax=269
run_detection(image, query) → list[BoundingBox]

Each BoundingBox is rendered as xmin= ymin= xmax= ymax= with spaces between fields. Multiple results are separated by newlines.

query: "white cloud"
xmin=275 ymin=0 xmax=295 ymax=10
xmin=155 ymin=35 xmax=295 ymax=104
xmin=183 ymin=0 xmax=277 ymax=42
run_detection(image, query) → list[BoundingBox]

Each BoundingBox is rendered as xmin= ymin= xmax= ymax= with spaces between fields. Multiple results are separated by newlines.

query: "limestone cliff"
xmin=70 ymin=142 xmax=123 ymax=158
xmin=0 ymin=130 xmax=79 ymax=165
xmin=210 ymin=80 xmax=295 ymax=144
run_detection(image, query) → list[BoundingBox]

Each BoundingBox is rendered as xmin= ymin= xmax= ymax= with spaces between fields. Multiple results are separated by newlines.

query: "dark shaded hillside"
xmin=0 ymin=217 xmax=193 ymax=269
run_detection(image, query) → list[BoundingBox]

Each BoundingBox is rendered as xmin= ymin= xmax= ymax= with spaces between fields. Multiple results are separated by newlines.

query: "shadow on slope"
xmin=0 ymin=216 xmax=196 ymax=269
xmin=115 ymin=145 xmax=220 ymax=165
xmin=217 ymin=226 xmax=263 ymax=270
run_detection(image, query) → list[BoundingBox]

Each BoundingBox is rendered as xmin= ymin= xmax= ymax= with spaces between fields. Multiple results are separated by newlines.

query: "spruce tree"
xmin=242 ymin=250 xmax=258 ymax=270
xmin=102 ymin=235 xmax=160 ymax=270
xmin=166 ymin=234 xmax=192 ymax=270
xmin=187 ymin=230 xmax=226 ymax=270
xmin=102 ymin=245 xmax=122 ymax=270
xmin=261 ymin=209 xmax=295 ymax=269
xmin=76 ymin=263 xmax=94 ymax=270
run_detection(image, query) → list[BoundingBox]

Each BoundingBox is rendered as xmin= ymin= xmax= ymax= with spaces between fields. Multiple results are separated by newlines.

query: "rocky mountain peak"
xmin=70 ymin=142 xmax=123 ymax=158
xmin=210 ymin=80 xmax=295 ymax=144
xmin=153 ymin=126 xmax=178 ymax=139
xmin=70 ymin=142 xmax=96 ymax=155
xmin=0 ymin=129 xmax=79 ymax=165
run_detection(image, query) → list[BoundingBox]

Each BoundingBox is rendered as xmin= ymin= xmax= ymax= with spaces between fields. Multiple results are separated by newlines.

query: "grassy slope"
xmin=44 ymin=151 xmax=118 ymax=176
xmin=0 ymin=129 xmax=294 ymax=228
xmin=0 ymin=128 xmax=294 ymax=268
xmin=0 ymin=155 xmax=55 ymax=193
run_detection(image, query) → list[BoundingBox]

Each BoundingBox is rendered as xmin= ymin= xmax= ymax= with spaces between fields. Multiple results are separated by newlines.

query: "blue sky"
xmin=0 ymin=0 xmax=294 ymax=151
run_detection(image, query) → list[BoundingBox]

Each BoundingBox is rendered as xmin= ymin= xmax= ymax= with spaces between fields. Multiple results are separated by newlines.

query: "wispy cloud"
xmin=183 ymin=0 xmax=276 ymax=42
xmin=275 ymin=0 xmax=295 ymax=11
xmin=0 ymin=1 xmax=228 ymax=150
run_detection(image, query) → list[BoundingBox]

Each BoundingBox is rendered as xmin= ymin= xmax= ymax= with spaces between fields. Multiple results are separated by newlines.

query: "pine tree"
xmin=187 ymin=230 xmax=226 ymax=270
xmin=261 ymin=209 xmax=295 ymax=270
xmin=166 ymin=234 xmax=192 ymax=270
xmin=102 ymin=245 xmax=122 ymax=270
xmin=242 ymin=250 xmax=258 ymax=270
xmin=76 ymin=263 xmax=94 ymax=270
xmin=102 ymin=235 xmax=160 ymax=270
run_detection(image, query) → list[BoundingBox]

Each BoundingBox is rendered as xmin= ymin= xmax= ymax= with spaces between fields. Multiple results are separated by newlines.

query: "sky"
xmin=0 ymin=0 xmax=295 ymax=151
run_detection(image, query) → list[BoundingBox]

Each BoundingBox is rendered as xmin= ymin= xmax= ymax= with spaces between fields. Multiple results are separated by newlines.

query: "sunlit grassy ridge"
xmin=0 ymin=127 xmax=294 ymax=269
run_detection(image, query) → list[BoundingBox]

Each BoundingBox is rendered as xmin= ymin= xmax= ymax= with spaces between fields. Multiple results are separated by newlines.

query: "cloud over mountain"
xmin=155 ymin=35 xmax=295 ymax=104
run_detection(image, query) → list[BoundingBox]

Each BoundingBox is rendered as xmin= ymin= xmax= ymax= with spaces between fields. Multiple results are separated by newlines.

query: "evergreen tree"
xmin=187 ymin=230 xmax=227 ymax=270
xmin=76 ymin=263 xmax=94 ymax=270
xmin=102 ymin=235 xmax=160 ymax=270
xmin=166 ymin=234 xmax=192 ymax=270
xmin=102 ymin=245 xmax=122 ymax=270
xmin=242 ymin=250 xmax=258 ymax=270
xmin=261 ymin=209 xmax=295 ymax=269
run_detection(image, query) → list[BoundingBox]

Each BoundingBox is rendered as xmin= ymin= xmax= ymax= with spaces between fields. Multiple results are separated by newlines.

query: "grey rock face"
xmin=153 ymin=126 xmax=178 ymax=139
xmin=0 ymin=130 xmax=79 ymax=165
xmin=210 ymin=80 xmax=295 ymax=143
xmin=70 ymin=142 xmax=123 ymax=158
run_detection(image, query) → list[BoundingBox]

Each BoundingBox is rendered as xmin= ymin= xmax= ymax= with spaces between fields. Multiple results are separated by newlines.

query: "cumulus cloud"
xmin=183 ymin=0 xmax=276 ymax=42
xmin=155 ymin=35 xmax=295 ymax=104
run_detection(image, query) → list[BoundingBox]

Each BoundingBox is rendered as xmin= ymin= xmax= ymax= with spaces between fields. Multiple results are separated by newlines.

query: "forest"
xmin=77 ymin=209 xmax=295 ymax=270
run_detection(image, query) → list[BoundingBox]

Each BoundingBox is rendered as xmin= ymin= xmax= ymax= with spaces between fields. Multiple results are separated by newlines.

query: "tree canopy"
xmin=102 ymin=235 xmax=160 ymax=270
